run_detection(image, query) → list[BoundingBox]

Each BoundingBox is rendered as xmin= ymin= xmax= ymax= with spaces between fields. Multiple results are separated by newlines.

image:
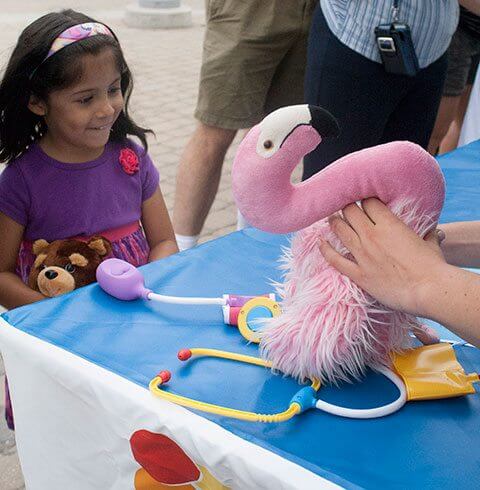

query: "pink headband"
xmin=45 ymin=22 xmax=114 ymax=60
xmin=29 ymin=22 xmax=115 ymax=80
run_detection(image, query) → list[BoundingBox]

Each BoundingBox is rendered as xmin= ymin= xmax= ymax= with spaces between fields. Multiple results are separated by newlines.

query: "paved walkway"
xmin=0 ymin=1 xmax=241 ymax=487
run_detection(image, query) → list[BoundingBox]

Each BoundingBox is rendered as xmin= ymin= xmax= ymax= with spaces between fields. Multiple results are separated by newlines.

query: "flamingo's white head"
xmin=232 ymin=104 xmax=339 ymax=233
xmin=254 ymin=105 xmax=339 ymax=160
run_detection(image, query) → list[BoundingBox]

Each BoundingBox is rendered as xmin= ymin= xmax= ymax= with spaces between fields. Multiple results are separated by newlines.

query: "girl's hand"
xmin=318 ymin=198 xmax=447 ymax=317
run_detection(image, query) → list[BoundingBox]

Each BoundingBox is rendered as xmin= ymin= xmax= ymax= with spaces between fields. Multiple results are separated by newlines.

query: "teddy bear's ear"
xmin=33 ymin=253 xmax=47 ymax=270
xmin=87 ymin=236 xmax=112 ymax=257
xmin=69 ymin=253 xmax=89 ymax=267
xmin=32 ymin=239 xmax=50 ymax=256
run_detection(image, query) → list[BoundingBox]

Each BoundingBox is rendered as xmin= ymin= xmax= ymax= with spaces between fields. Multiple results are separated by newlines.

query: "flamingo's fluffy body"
xmin=232 ymin=105 xmax=445 ymax=383
xmin=261 ymin=200 xmax=436 ymax=384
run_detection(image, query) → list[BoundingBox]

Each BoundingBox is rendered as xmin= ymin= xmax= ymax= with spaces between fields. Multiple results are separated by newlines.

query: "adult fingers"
xmin=342 ymin=202 xmax=375 ymax=231
xmin=436 ymin=229 xmax=446 ymax=243
xmin=361 ymin=197 xmax=397 ymax=225
xmin=328 ymin=214 xmax=361 ymax=254
xmin=424 ymin=228 xmax=445 ymax=252
xmin=412 ymin=324 xmax=440 ymax=345
xmin=318 ymin=239 xmax=362 ymax=283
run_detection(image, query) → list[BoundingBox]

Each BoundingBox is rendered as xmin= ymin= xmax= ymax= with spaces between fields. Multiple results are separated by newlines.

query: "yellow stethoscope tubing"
xmin=150 ymin=348 xmax=320 ymax=423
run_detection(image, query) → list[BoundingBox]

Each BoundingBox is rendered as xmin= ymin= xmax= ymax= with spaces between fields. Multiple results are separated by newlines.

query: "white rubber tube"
xmin=147 ymin=292 xmax=226 ymax=305
xmin=315 ymin=368 xmax=407 ymax=419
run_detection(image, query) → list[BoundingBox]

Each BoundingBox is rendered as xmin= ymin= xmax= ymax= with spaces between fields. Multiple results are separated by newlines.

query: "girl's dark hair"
xmin=0 ymin=9 xmax=152 ymax=163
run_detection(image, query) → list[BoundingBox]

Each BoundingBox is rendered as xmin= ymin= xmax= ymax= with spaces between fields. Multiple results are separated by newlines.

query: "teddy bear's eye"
xmin=64 ymin=263 xmax=75 ymax=273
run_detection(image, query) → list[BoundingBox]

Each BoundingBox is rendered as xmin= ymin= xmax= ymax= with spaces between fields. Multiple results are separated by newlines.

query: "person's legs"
xmin=427 ymin=96 xmax=461 ymax=154
xmin=380 ymin=53 xmax=448 ymax=148
xmin=5 ymin=377 xmax=14 ymax=430
xmin=439 ymin=84 xmax=474 ymax=154
xmin=174 ymin=1 xmax=315 ymax=244
xmin=428 ymin=28 xmax=473 ymax=154
xmin=173 ymin=123 xmax=236 ymax=242
xmin=303 ymin=4 xmax=405 ymax=180
xmin=439 ymin=51 xmax=480 ymax=153
xmin=264 ymin=0 xmax=316 ymax=115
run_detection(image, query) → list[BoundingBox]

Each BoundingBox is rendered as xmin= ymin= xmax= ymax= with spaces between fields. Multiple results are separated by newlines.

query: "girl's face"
xmin=29 ymin=49 xmax=124 ymax=162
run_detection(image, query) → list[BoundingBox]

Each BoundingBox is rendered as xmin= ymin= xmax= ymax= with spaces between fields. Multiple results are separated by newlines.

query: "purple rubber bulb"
xmin=96 ymin=258 xmax=152 ymax=301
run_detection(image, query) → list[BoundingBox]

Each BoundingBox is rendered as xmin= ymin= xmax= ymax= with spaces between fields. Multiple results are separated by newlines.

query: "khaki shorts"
xmin=195 ymin=0 xmax=316 ymax=129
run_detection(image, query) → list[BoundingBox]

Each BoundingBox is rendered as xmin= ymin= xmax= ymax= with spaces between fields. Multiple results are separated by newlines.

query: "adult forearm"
xmin=148 ymin=239 xmax=179 ymax=262
xmin=439 ymin=221 xmax=480 ymax=268
xmin=0 ymin=272 xmax=45 ymax=310
xmin=460 ymin=0 xmax=480 ymax=15
xmin=420 ymin=264 xmax=480 ymax=347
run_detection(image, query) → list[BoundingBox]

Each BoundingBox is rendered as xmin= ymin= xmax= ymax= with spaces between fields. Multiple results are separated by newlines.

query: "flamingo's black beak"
xmin=308 ymin=105 xmax=340 ymax=138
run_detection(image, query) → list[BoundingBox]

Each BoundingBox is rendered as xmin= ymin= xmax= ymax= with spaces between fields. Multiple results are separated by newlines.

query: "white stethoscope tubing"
xmin=315 ymin=368 xmax=407 ymax=419
xmin=147 ymin=292 xmax=226 ymax=306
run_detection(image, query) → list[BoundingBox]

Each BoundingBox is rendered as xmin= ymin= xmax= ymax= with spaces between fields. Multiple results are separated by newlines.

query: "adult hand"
xmin=318 ymin=198 xmax=447 ymax=317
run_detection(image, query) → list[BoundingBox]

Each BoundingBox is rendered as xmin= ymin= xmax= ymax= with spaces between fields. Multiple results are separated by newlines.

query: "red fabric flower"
xmin=119 ymin=148 xmax=139 ymax=175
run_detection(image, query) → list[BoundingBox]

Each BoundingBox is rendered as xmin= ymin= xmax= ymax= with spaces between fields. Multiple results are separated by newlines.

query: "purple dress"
xmin=0 ymin=139 xmax=160 ymax=429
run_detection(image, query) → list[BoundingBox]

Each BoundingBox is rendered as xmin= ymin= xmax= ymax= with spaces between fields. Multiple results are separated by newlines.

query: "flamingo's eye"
xmin=263 ymin=140 xmax=273 ymax=150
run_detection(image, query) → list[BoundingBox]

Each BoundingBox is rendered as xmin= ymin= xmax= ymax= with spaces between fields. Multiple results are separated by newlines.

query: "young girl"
xmin=0 ymin=10 xmax=178 ymax=428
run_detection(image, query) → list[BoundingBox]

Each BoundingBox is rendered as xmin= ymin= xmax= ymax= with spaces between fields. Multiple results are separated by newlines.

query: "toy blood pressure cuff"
xmin=392 ymin=343 xmax=479 ymax=401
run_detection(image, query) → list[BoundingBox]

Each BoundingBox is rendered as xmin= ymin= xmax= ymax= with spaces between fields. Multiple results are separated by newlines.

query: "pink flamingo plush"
xmin=232 ymin=105 xmax=445 ymax=384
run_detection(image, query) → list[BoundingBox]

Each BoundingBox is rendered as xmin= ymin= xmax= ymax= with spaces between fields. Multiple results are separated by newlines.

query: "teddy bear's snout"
xmin=37 ymin=266 xmax=75 ymax=297
xmin=45 ymin=270 xmax=58 ymax=280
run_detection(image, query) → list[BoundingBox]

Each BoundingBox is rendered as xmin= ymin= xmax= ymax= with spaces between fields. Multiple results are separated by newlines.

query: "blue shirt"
xmin=320 ymin=0 xmax=459 ymax=68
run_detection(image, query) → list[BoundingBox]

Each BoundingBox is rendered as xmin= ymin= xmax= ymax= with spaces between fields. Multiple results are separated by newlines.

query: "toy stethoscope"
xmin=150 ymin=347 xmax=408 ymax=422
xmin=97 ymin=259 xmax=478 ymax=422
xmin=96 ymin=258 xmax=280 ymax=342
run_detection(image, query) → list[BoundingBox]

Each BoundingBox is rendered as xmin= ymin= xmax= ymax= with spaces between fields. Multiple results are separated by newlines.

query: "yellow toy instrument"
xmin=150 ymin=343 xmax=479 ymax=422
xmin=392 ymin=342 xmax=479 ymax=400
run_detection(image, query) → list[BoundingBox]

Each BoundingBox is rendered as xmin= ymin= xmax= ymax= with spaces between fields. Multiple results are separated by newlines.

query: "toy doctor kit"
xmin=150 ymin=343 xmax=479 ymax=422
xmin=96 ymin=261 xmax=479 ymax=422
xmin=96 ymin=258 xmax=280 ymax=342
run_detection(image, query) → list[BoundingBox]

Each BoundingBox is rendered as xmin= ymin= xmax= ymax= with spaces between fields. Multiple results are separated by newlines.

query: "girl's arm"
xmin=318 ymin=199 xmax=480 ymax=347
xmin=438 ymin=221 xmax=480 ymax=268
xmin=141 ymin=188 xmax=179 ymax=262
xmin=0 ymin=212 xmax=44 ymax=309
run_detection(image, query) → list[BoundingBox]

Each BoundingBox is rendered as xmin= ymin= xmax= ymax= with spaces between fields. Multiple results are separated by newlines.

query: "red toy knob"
xmin=178 ymin=348 xmax=192 ymax=361
xmin=158 ymin=370 xmax=171 ymax=383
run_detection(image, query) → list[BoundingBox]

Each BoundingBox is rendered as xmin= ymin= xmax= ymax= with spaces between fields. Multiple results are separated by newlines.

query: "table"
xmin=1 ymin=141 xmax=480 ymax=490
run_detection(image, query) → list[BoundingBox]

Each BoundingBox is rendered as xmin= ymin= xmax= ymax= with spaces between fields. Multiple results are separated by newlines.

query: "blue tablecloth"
xmin=3 ymin=141 xmax=480 ymax=489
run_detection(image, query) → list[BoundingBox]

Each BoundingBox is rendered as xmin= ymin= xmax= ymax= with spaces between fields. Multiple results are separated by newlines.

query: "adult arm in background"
xmin=460 ymin=0 xmax=480 ymax=15
xmin=318 ymin=199 xmax=480 ymax=347
xmin=438 ymin=221 xmax=480 ymax=267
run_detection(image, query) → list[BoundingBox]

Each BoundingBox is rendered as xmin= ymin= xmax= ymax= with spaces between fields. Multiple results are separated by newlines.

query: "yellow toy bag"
xmin=392 ymin=343 xmax=479 ymax=401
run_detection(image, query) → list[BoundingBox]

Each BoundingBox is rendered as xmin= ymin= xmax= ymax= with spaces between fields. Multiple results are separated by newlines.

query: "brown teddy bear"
xmin=28 ymin=237 xmax=112 ymax=297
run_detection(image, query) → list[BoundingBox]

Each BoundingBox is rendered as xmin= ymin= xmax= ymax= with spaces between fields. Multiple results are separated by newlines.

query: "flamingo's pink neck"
xmin=232 ymin=129 xmax=445 ymax=234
